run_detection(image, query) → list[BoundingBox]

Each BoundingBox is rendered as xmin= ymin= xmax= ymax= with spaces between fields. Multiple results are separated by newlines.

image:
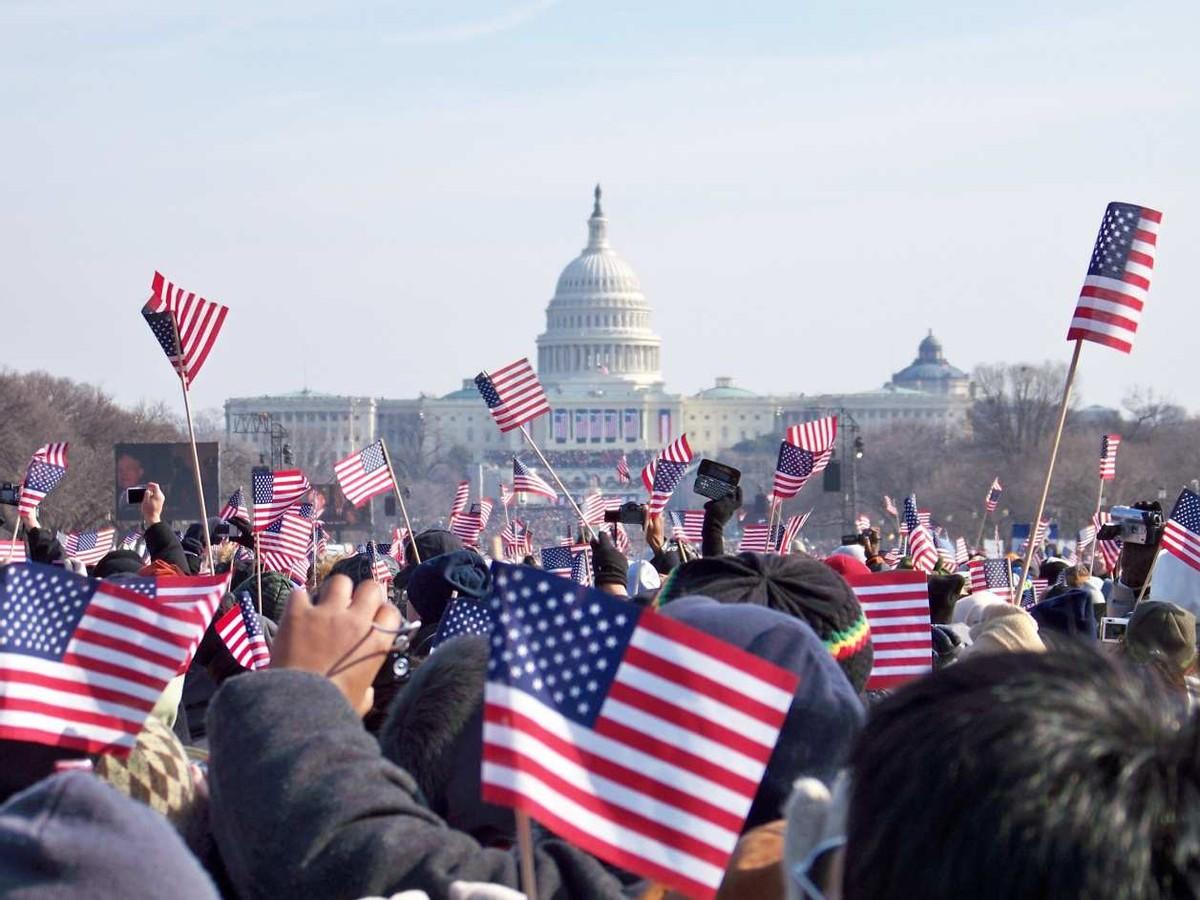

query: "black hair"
xmin=845 ymin=646 xmax=1200 ymax=900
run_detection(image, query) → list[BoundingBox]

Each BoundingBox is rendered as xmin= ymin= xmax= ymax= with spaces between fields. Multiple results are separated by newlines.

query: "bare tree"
xmin=968 ymin=362 xmax=1071 ymax=461
xmin=1122 ymin=386 xmax=1185 ymax=440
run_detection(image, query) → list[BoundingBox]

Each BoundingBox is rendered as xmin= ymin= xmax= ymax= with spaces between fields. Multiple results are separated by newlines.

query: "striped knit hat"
xmin=657 ymin=552 xmax=874 ymax=692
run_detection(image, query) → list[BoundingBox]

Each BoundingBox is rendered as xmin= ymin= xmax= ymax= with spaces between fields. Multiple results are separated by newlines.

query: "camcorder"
xmin=604 ymin=501 xmax=647 ymax=525
xmin=0 ymin=482 xmax=19 ymax=507
xmin=1098 ymin=505 xmax=1164 ymax=545
xmin=1099 ymin=616 xmax=1129 ymax=643
xmin=841 ymin=529 xmax=878 ymax=548
xmin=693 ymin=459 xmax=740 ymax=502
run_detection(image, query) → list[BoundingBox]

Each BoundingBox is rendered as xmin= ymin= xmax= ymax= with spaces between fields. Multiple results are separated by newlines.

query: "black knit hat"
xmin=659 ymin=552 xmax=874 ymax=693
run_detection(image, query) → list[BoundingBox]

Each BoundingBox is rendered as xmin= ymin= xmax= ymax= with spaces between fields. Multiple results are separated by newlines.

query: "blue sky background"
xmin=2 ymin=1 xmax=1195 ymax=413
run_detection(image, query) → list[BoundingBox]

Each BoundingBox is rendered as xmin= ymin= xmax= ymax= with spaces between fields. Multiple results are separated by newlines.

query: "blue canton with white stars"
xmin=1087 ymin=203 xmax=1144 ymax=278
xmin=487 ymin=563 xmax=639 ymax=727
xmin=252 ymin=472 xmax=275 ymax=505
xmin=652 ymin=459 xmax=688 ymax=495
xmin=982 ymin=559 xmax=1011 ymax=591
xmin=1170 ymin=489 xmax=1200 ymax=535
xmin=903 ymin=495 xmax=920 ymax=532
xmin=24 ymin=461 xmax=66 ymax=495
xmin=431 ymin=597 xmax=494 ymax=650
xmin=475 ymin=373 xmax=503 ymax=409
xmin=143 ymin=310 xmax=181 ymax=358
xmin=776 ymin=444 xmax=814 ymax=480
xmin=1 ymin=564 xmax=95 ymax=661
xmin=237 ymin=593 xmax=263 ymax=639
xmin=360 ymin=442 xmax=386 ymax=473
xmin=540 ymin=546 xmax=575 ymax=572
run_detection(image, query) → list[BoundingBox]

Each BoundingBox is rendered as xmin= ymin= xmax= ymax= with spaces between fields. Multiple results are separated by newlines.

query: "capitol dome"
xmin=535 ymin=186 xmax=663 ymax=391
xmin=890 ymin=330 xmax=970 ymax=397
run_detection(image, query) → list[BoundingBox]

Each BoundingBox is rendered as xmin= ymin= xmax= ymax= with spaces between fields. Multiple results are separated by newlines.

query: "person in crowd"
xmin=1123 ymin=600 xmax=1200 ymax=705
xmin=841 ymin=648 xmax=1200 ymax=899
xmin=958 ymin=604 xmax=1044 ymax=658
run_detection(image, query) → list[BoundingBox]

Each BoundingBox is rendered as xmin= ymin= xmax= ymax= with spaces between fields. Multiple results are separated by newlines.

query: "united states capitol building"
xmin=226 ymin=187 xmax=971 ymax=503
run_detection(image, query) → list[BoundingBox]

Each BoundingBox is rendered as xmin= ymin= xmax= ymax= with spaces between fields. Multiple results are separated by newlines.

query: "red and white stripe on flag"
xmin=1066 ymin=203 xmax=1162 ymax=354
xmin=333 ymin=440 xmax=394 ymax=507
xmin=907 ymin=525 xmax=938 ymax=573
xmin=0 ymin=540 xmax=27 ymax=564
xmin=481 ymin=565 xmax=799 ymax=898
xmin=450 ymin=481 xmax=470 ymax=517
xmin=845 ymin=570 xmax=932 ymax=691
xmin=144 ymin=271 xmax=229 ymax=386
xmin=1099 ymin=434 xmax=1121 ymax=481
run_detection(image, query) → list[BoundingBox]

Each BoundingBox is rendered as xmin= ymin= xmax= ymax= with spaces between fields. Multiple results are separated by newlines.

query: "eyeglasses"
xmin=789 ymin=836 xmax=846 ymax=900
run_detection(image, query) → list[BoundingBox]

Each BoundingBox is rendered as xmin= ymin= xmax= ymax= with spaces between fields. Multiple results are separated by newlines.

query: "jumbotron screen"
xmin=114 ymin=442 xmax=219 ymax=523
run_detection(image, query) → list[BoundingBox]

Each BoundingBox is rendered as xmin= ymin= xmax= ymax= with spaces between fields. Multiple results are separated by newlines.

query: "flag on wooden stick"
xmin=141 ymin=271 xmax=229 ymax=387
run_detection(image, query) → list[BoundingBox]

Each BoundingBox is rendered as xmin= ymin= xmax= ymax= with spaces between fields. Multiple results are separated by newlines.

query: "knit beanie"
xmin=823 ymin=554 xmax=871 ymax=580
xmin=961 ymin=605 xmax=1044 ymax=658
xmin=1030 ymin=588 xmax=1097 ymax=640
xmin=1125 ymin=600 xmax=1198 ymax=677
xmin=659 ymin=553 xmax=873 ymax=694
xmin=92 ymin=550 xmax=146 ymax=579
xmin=93 ymin=717 xmax=200 ymax=839
xmin=231 ymin=571 xmax=295 ymax=624
xmin=404 ymin=550 xmax=491 ymax=625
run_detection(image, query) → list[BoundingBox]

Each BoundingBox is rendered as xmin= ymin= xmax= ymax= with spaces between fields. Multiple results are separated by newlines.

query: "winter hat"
xmin=1030 ymin=588 xmax=1097 ymax=640
xmin=927 ymin=574 xmax=967 ymax=625
xmin=379 ymin=635 xmax=514 ymax=846
xmin=93 ymin=716 xmax=199 ymax=835
xmin=92 ymin=550 xmax=146 ymax=579
xmin=404 ymin=550 xmax=492 ymax=626
xmin=329 ymin=551 xmax=399 ymax=587
xmin=395 ymin=529 xmax=465 ymax=589
xmin=823 ymin=554 xmax=871 ymax=580
xmin=1125 ymin=600 xmax=1198 ymax=677
xmin=659 ymin=553 xmax=873 ymax=693
xmin=661 ymin=596 xmax=865 ymax=829
xmin=829 ymin=544 xmax=868 ymax=564
xmin=626 ymin=559 xmax=662 ymax=597
xmin=961 ymin=605 xmax=1044 ymax=657
xmin=231 ymin=571 xmax=295 ymax=624
xmin=0 ymin=771 xmax=219 ymax=899
xmin=931 ymin=623 xmax=968 ymax=669
xmin=951 ymin=590 xmax=1007 ymax=627
xmin=181 ymin=519 xmax=224 ymax=574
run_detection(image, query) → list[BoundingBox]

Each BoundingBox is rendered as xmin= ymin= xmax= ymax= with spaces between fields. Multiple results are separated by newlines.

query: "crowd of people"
xmin=2 ymin=475 xmax=1199 ymax=900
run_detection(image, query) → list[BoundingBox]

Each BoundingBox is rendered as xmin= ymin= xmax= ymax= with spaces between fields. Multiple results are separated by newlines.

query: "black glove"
xmin=228 ymin=516 xmax=257 ymax=550
xmin=702 ymin=485 xmax=743 ymax=557
xmin=590 ymin=531 xmax=628 ymax=588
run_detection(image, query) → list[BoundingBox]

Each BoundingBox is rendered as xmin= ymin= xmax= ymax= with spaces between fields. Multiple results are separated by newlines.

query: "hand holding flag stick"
xmin=1019 ymin=203 xmax=1161 ymax=600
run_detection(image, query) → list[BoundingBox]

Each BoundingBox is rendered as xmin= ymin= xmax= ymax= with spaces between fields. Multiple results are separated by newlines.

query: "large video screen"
xmin=310 ymin=483 xmax=370 ymax=528
xmin=115 ymin=442 xmax=219 ymax=523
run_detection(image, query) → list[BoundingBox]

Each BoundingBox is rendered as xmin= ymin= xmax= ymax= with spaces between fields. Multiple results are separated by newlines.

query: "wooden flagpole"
xmin=2 ymin=519 xmax=23 ymax=563
xmin=517 ymin=424 xmax=593 ymax=539
xmin=1016 ymin=339 xmax=1084 ymax=603
xmin=379 ymin=441 xmax=420 ymax=566
xmin=168 ymin=316 xmax=215 ymax=574
xmin=1086 ymin=477 xmax=1105 ymax=572
xmin=254 ymin=533 xmax=263 ymax=617
xmin=515 ymin=810 xmax=539 ymax=900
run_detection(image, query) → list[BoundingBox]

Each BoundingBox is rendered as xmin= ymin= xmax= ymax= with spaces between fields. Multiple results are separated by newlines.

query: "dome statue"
xmin=535 ymin=186 xmax=664 ymax=391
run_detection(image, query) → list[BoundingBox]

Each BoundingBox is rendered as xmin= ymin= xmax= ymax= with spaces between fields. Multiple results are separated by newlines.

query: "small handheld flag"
xmin=333 ymin=441 xmax=394 ymax=507
xmin=1099 ymin=434 xmax=1121 ymax=481
xmin=475 ymin=358 xmax=551 ymax=433
xmin=141 ymin=271 xmax=229 ymax=387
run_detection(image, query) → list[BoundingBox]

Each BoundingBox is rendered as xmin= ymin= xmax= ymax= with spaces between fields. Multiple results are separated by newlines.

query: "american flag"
xmin=476 ymin=358 xmax=551 ymax=433
xmin=900 ymin=495 xmax=919 ymax=534
xmin=220 ymin=488 xmax=248 ymax=522
xmin=1066 ymin=202 xmax=1162 ymax=354
xmin=258 ymin=512 xmax=312 ymax=572
xmin=570 ymin=548 xmax=594 ymax=586
xmin=771 ymin=418 xmax=837 ymax=502
xmin=540 ymin=545 xmax=579 ymax=577
xmin=967 ymin=558 xmax=1013 ymax=602
xmin=984 ymin=477 xmax=1003 ymax=512
xmin=1162 ymin=489 xmax=1200 ymax=573
xmin=882 ymin=548 xmax=903 ymax=567
xmin=366 ymin=542 xmax=393 ymax=583
xmin=610 ymin=523 xmax=631 ymax=554
xmin=314 ymin=523 xmax=328 ymax=560
xmin=216 ymin=593 xmax=270 ymax=671
xmin=906 ymin=525 xmax=938 ymax=574
xmin=388 ymin=527 xmax=410 ymax=565
xmin=501 ymin=520 xmax=532 ymax=560
xmin=616 ymin=454 xmax=631 ymax=484
xmin=648 ymin=435 xmax=694 ymax=515
xmin=0 ymin=563 xmax=225 ymax=754
xmin=1078 ymin=524 xmax=1097 ymax=548
xmin=480 ymin=563 xmax=799 ymax=899
xmin=333 ymin=441 xmax=394 ymax=507
xmin=63 ymin=528 xmax=116 ymax=567
xmin=936 ymin=546 xmax=956 ymax=571
xmin=641 ymin=459 xmax=657 ymax=495
xmin=580 ymin=492 xmax=609 ymax=526
xmin=141 ymin=271 xmax=229 ymax=387
xmin=513 ymin=459 xmax=557 ymax=501
xmin=450 ymin=512 xmax=483 ymax=547
xmin=0 ymin=540 xmax=27 ymax=564
xmin=500 ymin=483 xmax=515 ymax=507
xmin=478 ymin=499 xmax=495 ymax=530
xmin=739 ymin=522 xmax=772 ymax=553
xmin=1024 ymin=517 xmax=1051 ymax=555
xmin=854 ymin=514 xmax=870 ymax=533
xmin=251 ymin=469 xmax=310 ymax=533
xmin=1097 ymin=536 xmax=1122 ymax=571
xmin=918 ymin=509 xmax=932 ymax=528
xmin=954 ymin=537 xmax=969 ymax=566
xmin=1099 ymin=434 xmax=1121 ymax=481
xmin=1020 ymin=578 xmax=1049 ymax=610
xmin=669 ymin=510 xmax=705 ymax=545
xmin=451 ymin=481 xmax=471 ymax=518
xmin=883 ymin=495 xmax=898 ymax=518
xmin=18 ymin=444 xmax=69 ymax=516
xmin=431 ymin=597 xmax=494 ymax=650
xmin=845 ymin=570 xmax=930 ymax=691
xmin=777 ymin=511 xmax=811 ymax=554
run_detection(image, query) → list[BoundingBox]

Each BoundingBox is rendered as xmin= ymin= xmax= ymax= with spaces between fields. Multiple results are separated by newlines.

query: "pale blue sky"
xmin=2 ymin=1 xmax=1196 ymax=413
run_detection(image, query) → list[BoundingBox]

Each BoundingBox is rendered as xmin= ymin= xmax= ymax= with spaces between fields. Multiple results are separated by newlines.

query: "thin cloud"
xmin=385 ymin=0 xmax=560 ymax=45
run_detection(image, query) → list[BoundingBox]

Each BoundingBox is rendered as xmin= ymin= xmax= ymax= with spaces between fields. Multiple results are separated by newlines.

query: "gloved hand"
xmin=590 ymin=531 xmax=628 ymax=593
xmin=228 ymin=516 xmax=257 ymax=550
xmin=703 ymin=484 xmax=743 ymax=529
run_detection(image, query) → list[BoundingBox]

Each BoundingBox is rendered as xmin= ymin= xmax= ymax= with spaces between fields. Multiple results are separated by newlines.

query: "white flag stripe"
xmin=0 ymin=710 xmax=132 ymax=747
xmin=487 ymin=685 xmax=750 ymax=816
xmin=873 ymin=648 xmax=933 ymax=661
xmin=869 ymin=627 xmax=934 ymax=641
xmin=850 ymin=584 xmax=930 ymax=598
xmin=628 ymin=629 xmax=794 ymax=712
xmin=614 ymin=663 xmax=782 ymax=749
xmin=89 ymin=593 xmax=201 ymax=639
xmin=482 ymin=762 xmax=726 ymax=891
xmin=857 ymin=598 xmax=931 ymax=611
xmin=71 ymin=616 xmax=189 ymax=663
xmin=67 ymin=641 xmax=180 ymax=685
xmin=1081 ymin=273 xmax=1147 ymax=302
xmin=870 ymin=663 xmax=933 ymax=676
xmin=0 ymin=678 xmax=153 ymax=723
xmin=0 ymin=656 xmax=163 ymax=704
xmin=598 ymin=698 xmax=766 ymax=783
xmin=483 ymin=721 xmax=738 ymax=854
